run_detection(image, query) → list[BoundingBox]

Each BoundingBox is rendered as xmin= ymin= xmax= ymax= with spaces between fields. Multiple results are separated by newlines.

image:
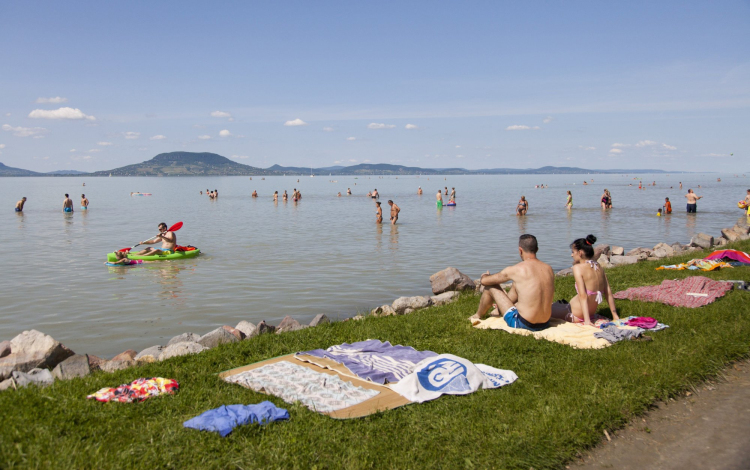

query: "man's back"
xmin=509 ymin=259 xmax=554 ymax=323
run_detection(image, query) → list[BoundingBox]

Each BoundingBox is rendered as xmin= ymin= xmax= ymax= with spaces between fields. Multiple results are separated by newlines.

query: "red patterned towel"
xmin=613 ymin=276 xmax=733 ymax=308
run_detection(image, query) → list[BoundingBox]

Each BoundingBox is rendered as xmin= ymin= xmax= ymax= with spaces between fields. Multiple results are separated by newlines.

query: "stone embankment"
xmin=2 ymin=217 xmax=747 ymax=392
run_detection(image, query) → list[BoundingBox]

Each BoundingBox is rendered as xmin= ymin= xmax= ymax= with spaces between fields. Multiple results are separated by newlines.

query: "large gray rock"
xmin=0 ymin=379 xmax=13 ymax=391
xmin=733 ymin=222 xmax=750 ymax=235
xmin=594 ymin=244 xmax=611 ymax=259
xmin=167 ymin=333 xmax=200 ymax=346
xmin=276 ymin=316 xmax=305 ymax=333
xmin=721 ymin=228 xmax=742 ymax=243
xmin=611 ymin=246 xmax=624 ymax=256
xmin=670 ymin=242 xmax=685 ymax=254
xmin=392 ymin=296 xmax=432 ymax=314
xmin=597 ymin=254 xmax=611 ymax=268
xmin=653 ymin=248 xmax=670 ymax=258
xmin=112 ymin=349 xmax=137 ymax=362
xmin=609 ymin=255 xmax=639 ymax=266
xmin=0 ymin=341 xmax=10 ymax=358
xmin=159 ymin=341 xmax=207 ymax=361
xmin=101 ymin=359 xmax=135 ymax=373
xmin=235 ymin=321 xmax=256 ymax=338
xmin=11 ymin=369 xmax=54 ymax=388
xmin=254 ymin=321 xmax=276 ymax=336
xmin=431 ymin=291 xmax=461 ymax=306
xmin=309 ymin=314 xmax=330 ymax=327
xmin=716 ymin=237 xmax=728 ymax=246
xmin=0 ymin=330 xmax=74 ymax=380
xmin=555 ymin=268 xmax=573 ymax=277
xmin=87 ymin=355 xmax=105 ymax=371
xmin=626 ymin=247 xmax=652 ymax=260
xmin=371 ymin=305 xmax=397 ymax=317
xmin=429 ymin=267 xmax=475 ymax=295
xmin=691 ymin=233 xmax=714 ymax=249
xmin=197 ymin=327 xmax=239 ymax=349
xmin=222 ymin=325 xmax=245 ymax=340
xmin=52 ymin=354 xmax=91 ymax=380
xmin=653 ymin=243 xmax=675 ymax=257
xmin=135 ymin=346 xmax=163 ymax=363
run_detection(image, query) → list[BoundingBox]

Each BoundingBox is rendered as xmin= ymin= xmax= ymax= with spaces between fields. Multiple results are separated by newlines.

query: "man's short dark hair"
xmin=159 ymin=222 xmax=167 ymax=228
xmin=65 ymin=193 xmax=69 ymax=197
xmin=388 ymin=200 xmax=393 ymax=204
xmin=519 ymin=234 xmax=538 ymax=254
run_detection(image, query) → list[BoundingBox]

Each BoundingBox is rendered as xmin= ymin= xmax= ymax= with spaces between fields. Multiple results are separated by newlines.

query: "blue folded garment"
xmin=184 ymin=401 xmax=289 ymax=437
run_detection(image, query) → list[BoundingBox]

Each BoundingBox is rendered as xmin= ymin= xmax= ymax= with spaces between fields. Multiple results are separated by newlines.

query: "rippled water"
xmin=1 ymin=173 xmax=747 ymax=356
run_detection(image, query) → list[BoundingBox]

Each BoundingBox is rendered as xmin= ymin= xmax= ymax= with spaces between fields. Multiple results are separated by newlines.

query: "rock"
xmin=101 ymin=358 xmax=135 ymax=373
xmin=429 ymin=267 xmax=475 ymax=295
xmin=733 ymin=223 xmax=750 ymax=235
xmin=352 ymin=314 xmax=366 ymax=321
xmin=309 ymin=314 xmax=330 ymax=326
xmin=431 ymin=291 xmax=461 ymax=306
xmin=87 ymin=355 xmax=106 ymax=371
xmin=646 ymin=256 xmax=660 ymax=261
xmin=653 ymin=248 xmax=670 ymax=258
xmin=134 ymin=346 xmax=163 ymax=363
xmin=555 ymin=268 xmax=573 ymax=277
xmin=609 ymin=255 xmax=639 ymax=266
xmin=159 ymin=341 xmax=207 ymax=361
xmin=626 ymin=247 xmax=652 ymax=260
xmin=197 ymin=327 xmax=239 ymax=349
xmin=653 ymin=243 xmax=675 ymax=257
xmin=690 ymin=233 xmax=714 ymax=249
xmin=722 ymin=228 xmax=742 ymax=243
xmin=235 ymin=321 xmax=256 ymax=338
xmin=112 ymin=349 xmax=137 ymax=362
xmin=372 ymin=305 xmax=397 ymax=317
xmin=0 ymin=341 xmax=10 ymax=358
xmin=167 ymin=333 xmax=200 ymax=346
xmin=611 ymin=246 xmax=624 ymax=256
xmin=222 ymin=325 xmax=245 ymax=340
xmin=597 ymin=254 xmax=611 ymax=268
xmin=594 ymin=244 xmax=611 ymax=259
xmin=392 ymin=296 xmax=432 ymax=314
xmin=276 ymin=316 xmax=306 ymax=333
xmin=52 ymin=354 xmax=91 ymax=380
xmin=716 ymin=237 xmax=728 ymax=246
xmin=670 ymin=242 xmax=684 ymax=254
xmin=11 ymin=369 xmax=54 ymax=388
xmin=403 ymin=308 xmax=415 ymax=315
xmin=254 ymin=321 xmax=276 ymax=336
xmin=0 ymin=379 xmax=13 ymax=391
xmin=0 ymin=330 xmax=74 ymax=380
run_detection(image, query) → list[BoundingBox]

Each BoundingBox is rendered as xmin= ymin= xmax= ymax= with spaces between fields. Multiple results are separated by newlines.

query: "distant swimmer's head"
xmin=518 ymin=234 xmax=539 ymax=255
xmin=570 ymin=234 xmax=597 ymax=260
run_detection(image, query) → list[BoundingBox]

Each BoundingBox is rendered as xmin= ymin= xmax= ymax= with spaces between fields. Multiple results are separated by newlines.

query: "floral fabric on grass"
xmin=87 ymin=377 xmax=179 ymax=403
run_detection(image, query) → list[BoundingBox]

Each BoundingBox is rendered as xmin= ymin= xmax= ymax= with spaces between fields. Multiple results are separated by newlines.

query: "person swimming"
xmin=516 ymin=196 xmax=528 ymax=216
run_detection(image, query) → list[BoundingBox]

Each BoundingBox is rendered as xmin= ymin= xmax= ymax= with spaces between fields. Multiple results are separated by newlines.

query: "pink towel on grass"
xmin=626 ymin=317 xmax=658 ymax=329
xmin=613 ymin=276 xmax=732 ymax=308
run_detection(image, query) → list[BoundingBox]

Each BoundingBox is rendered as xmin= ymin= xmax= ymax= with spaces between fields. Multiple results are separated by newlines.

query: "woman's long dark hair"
xmin=571 ymin=234 xmax=597 ymax=259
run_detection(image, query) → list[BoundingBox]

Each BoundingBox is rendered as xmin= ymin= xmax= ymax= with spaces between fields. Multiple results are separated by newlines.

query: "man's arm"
xmin=480 ymin=266 xmax=514 ymax=286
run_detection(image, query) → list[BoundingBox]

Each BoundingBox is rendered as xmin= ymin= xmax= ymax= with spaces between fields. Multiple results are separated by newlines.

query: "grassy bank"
xmin=1 ymin=241 xmax=749 ymax=469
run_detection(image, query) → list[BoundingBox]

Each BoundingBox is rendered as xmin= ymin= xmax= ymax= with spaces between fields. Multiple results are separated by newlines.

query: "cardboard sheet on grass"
xmin=219 ymin=354 xmax=408 ymax=419
xmin=472 ymin=316 xmax=639 ymax=349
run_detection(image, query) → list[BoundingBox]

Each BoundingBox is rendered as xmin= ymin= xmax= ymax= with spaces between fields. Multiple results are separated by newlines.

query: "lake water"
xmin=1 ymin=173 xmax=747 ymax=356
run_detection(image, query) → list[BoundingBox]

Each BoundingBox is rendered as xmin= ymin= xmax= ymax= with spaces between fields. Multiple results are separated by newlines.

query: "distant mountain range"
xmin=1 ymin=152 xmax=672 ymax=177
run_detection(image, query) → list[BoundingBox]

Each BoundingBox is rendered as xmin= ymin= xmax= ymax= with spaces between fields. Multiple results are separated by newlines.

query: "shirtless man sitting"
xmin=470 ymin=234 xmax=554 ymax=331
xmin=137 ymin=222 xmax=176 ymax=256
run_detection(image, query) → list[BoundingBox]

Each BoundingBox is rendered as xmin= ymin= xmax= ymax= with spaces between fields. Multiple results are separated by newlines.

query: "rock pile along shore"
xmin=1 ymin=216 xmax=748 ymax=392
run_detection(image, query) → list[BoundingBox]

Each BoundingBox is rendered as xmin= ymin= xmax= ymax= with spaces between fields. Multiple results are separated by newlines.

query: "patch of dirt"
xmin=573 ymin=359 xmax=750 ymax=470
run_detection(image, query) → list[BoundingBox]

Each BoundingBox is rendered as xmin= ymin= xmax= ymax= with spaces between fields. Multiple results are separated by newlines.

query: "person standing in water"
xmin=444 ymin=186 xmax=448 ymax=196
xmin=516 ymin=196 xmax=528 ymax=216
xmin=685 ymin=189 xmax=702 ymax=213
xmin=252 ymin=190 xmax=258 ymax=198
xmin=388 ymin=200 xmax=400 ymax=225
xmin=450 ymin=187 xmax=456 ymax=200
xmin=566 ymin=191 xmax=572 ymax=209
xmin=743 ymin=189 xmax=750 ymax=215
xmin=347 ymin=188 xmax=352 ymax=195
xmin=15 ymin=197 xmax=26 ymax=212
xmin=664 ymin=197 xmax=672 ymax=214
xmin=372 ymin=188 xmax=379 ymax=199
xmin=436 ymin=189 xmax=443 ymax=208
xmin=81 ymin=194 xmax=89 ymax=210
xmin=417 ymin=186 xmax=423 ymax=195
xmin=375 ymin=201 xmax=383 ymax=223
xmin=62 ymin=194 xmax=74 ymax=213
xmin=273 ymin=191 xmax=278 ymax=202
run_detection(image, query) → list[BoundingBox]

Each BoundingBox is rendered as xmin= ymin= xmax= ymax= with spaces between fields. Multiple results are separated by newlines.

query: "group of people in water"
xmin=470 ymin=234 xmax=618 ymax=329
xmin=15 ymin=194 xmax=89 ymax=213
xmin=200 ymin=189 xmax=219 ymax=199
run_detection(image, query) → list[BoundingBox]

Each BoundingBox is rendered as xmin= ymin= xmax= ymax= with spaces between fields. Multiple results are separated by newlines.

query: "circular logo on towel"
xmin=417 ymin=358 xmax=468 ymax=392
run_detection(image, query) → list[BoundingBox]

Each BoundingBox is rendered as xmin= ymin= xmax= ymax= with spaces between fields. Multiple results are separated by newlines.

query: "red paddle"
xmin=117 ymin=222 xmax=183 ymax=252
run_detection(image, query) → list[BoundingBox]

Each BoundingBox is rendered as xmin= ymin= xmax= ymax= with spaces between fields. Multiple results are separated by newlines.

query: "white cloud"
xmin=368 ymin=122 xmax=396 ymax=129
xmin=2 ymin=124 xmax=47 ymax=137
xmin=88 ymin=149 xmax=101 ymax=153
xmin=609 ymin=148 xmax=623 ymax=154
xmin=97 ymin=141 xmax=112 ymax=146
xmin=210 ymin=110 xmax=232 ymax=118
xmin=405 ymin=124 xmax=419 ymax=130
xmin=579 ymin=146 xmax=596 ymax=151
xmin=333 ymin=160 xmax=341 ymax=164
xmin=198 ymin=135 xmax=211 ymax=140
xmin=349 ymin=159 xmax=357 ymax=162
xmin=124 ymin=131 xmax=140 ymax=139
xmin=543 ymin=116 xmax=554 ymax=123
xmin=505 ymin=125 xmax=539 ymax=131
xmin=28 ymin=107 xmax=95 ymax=121
xmin=346 ymin=136 xmax=356 ymax=141
xmin=662 ymin=143 xmax=677 ymax=150
xmin=219 ymin=129 xmax=231 ymax=137
xmin=455 ymin=145 xmax=461 ymax=148
xmin=69 ymin=149 xmax=76 ymax=152
xmin=36 ymin=97 xmax=68 ymax=104
xmin=0 ymin=144 xmax=5 ymax=149
xmin=150 ymin=135 xmax=167 ymax=140
xmin=635 ymin=140 xmax=657 ymax=147
xmin=284 ymin=118 xmax=308 ymax=127
xmin=611 ymin=143 xmax=629 ymax=148
xmin=323 ymin=126 xmax=334 ymax=132
xmin=231 ymin=155 xmax=249 ymax=159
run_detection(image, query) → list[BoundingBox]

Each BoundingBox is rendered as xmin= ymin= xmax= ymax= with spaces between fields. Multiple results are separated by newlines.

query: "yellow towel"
xmin=472 ymin=316 xmax=637 ymax=350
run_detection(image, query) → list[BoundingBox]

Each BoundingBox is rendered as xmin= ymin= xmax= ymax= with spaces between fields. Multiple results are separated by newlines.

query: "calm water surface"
xmin=1 ymin=173 xmax=747 ymax=356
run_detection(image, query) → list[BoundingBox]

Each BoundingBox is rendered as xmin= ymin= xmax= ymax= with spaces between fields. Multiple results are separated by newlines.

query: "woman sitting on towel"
xmin=551 ymin=234 xmax=619 ymax=327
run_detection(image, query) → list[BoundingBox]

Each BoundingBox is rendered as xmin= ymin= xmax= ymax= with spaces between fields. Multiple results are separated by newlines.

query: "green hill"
xmin=89 ymin=152 xmax=281 ymax=176
xmin=0 ymin=162 xmax=42 ymax=176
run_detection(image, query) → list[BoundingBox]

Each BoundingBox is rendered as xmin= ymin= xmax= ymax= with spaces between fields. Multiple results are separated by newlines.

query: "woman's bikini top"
xmin=575 ymin=260 xmax=603 ymax=303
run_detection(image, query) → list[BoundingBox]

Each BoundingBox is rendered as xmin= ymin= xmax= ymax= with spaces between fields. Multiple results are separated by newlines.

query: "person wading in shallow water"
xmin=375 ymin=201 xmax=383 ymax=224
xmin=62 ymin=194 xmax=74 ymax=213
xmin=388 ymin=200 xmax=400 ymax=225
xmin=15 ymin=197 xmax=26 ymax=212
xmin=516 ymin=196 xmax=528 ymax=216
xmin=685 ymin=189 xmax=703 ymax=213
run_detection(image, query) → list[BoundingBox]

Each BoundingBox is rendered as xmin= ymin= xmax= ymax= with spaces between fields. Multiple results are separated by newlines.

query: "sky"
xmin=0 ymin=1 xmax=748 ymax=172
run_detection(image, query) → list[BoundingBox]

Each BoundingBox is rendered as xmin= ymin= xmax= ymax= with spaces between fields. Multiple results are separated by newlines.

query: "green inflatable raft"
xmin=106 ymin=249 xmax=201 ymax=262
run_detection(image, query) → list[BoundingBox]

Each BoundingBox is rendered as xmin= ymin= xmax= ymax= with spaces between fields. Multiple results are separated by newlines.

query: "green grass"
xmin=2 ymin=241 xmax=750 ymax=469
